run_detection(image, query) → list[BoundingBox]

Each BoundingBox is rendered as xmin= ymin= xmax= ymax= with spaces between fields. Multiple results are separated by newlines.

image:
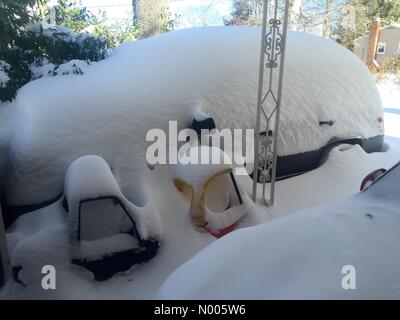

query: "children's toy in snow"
xmin=174 ymin=147 xmax=247 ymax=238
xmin=64 ymin=155 xmax=161 ymax=281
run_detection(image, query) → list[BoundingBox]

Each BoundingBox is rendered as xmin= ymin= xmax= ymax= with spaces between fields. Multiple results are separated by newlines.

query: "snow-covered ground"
xmin=0 ymin=30 xmax=399 ymax=299
xmin=155 ymin=75 xmax=400 ymax=300
xmin=1 ymin=138 xmax=399 ymax=299
xmin=378 ymin=74 xmax=400 ymax=139
xmin=158 ymin=161 xmax=400 ymax=299
xmin=155 ymin=74 xmax=400 ymax=300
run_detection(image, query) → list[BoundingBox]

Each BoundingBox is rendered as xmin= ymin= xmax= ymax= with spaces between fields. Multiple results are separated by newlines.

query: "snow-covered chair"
xmin=64 ymin=155 xmax=161 ymax=281
xmin=174 ymin=146 xmax=248 ymax=238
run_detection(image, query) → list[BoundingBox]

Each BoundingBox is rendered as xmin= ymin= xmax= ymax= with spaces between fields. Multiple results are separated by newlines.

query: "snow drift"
xmin=4 ymin=26 xmax=383 ymax=207
xmin=2 ymin=142 xmax=400 ymax=299
xmin=157 ymin=162 xmax=400 ymax=299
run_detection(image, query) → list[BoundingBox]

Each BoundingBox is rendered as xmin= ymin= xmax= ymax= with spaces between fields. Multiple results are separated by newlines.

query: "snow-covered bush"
xmin=0 ymin=61 xmax=10 ymax=89
xmin=24 ymin=23 xmax=102 ymax=80
xmin=0 ymin=20 xmax=108 ymax=102
xmin=379 ymin=57 xmax=400 ymax=78
xmin=30 ymin=58 xmax=94 ymax=80
xmin=0 ymin=0 xmax=175 ymax=103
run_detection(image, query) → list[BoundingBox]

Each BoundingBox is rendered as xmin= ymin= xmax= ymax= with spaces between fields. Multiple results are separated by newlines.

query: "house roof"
xmin=353 ymin=24 xmax=400 ymax=43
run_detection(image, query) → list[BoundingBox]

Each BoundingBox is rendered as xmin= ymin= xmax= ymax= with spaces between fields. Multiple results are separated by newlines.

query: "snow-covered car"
xmin=157 ymin=161 xmax=400 ymax=299
xmin=0 ymin=27 xmax=384 ymax=224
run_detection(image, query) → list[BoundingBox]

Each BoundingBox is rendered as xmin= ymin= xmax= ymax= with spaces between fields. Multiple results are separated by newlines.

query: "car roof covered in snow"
xmin=5 ymin=27 xmax=383 ymax=207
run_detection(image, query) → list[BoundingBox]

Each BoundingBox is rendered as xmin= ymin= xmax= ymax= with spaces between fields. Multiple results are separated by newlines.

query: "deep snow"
xmin=377 ymin=75 xmax=400 ymax=139
xmin=2 ymin=26 xmax=383 ymax=207
xmin=154 ymin=74 xmax=400 ymax=300
xmin=0 ymin=27 xmax=398 ymax=300
xmin=157 ymin=161 xmax=400 ymax=299
xmin=1 ymin=137 xmax=399 ymax=299
xmin=377 ymin=74 xmax=400 ymax=110
xmin=152 ymin=73 xmax=400 ymax=299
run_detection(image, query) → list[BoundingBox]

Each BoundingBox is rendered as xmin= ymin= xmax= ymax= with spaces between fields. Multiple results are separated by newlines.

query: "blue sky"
xmin=80 ymin=0 xmax=233 ymax=28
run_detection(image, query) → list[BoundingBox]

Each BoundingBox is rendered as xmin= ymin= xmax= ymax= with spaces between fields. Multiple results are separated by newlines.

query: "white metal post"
xmin=252 ymin=0 xmax=290 ymax=206
xmin=252 ymin=2 xmax=269 ymax=202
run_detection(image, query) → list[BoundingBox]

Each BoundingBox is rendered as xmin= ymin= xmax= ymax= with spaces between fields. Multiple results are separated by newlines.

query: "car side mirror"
xmin=191 ymin=117 xmax=216 ymax=136
xmin=360 ymin=168 xmax=387 ymax=192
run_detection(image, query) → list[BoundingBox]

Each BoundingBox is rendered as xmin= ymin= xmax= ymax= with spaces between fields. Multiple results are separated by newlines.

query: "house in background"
xmin=353 ymin=18 xmax=400 ymax=69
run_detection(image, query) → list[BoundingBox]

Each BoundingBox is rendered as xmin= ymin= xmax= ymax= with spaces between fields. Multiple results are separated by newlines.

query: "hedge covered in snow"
xmin=0 ymin=22 xmax=108 ymax=102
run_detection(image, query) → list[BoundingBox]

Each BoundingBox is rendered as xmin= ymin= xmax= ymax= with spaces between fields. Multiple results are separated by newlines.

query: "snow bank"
xmin=157 ymin=163 xmax=400 ymax=299
xmin=5 ymin=27 xmax=383 ymax=209
xmin=377 ymin=74 xmax=400 ymax=139
xmin=377 ymin=74 xmax=400 ymax=109
xmin=1 ymin=167 xmax=216 ymax=299
xmin=2 ymin=138 xmax=400 ymax=299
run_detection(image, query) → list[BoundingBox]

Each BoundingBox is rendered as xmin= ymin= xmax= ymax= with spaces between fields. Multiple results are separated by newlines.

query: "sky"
xmin=80 ymin=0 xmax=233 ymax=28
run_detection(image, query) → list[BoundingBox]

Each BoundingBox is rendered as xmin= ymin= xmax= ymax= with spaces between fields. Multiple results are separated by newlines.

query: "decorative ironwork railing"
xmin=252 ymin=0 xmax=290 ymax=206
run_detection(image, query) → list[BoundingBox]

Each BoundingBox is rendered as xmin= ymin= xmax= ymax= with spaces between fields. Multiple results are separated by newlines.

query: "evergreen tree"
xmin=224 ymin=0 xmax=263 ymax=26
xmin=0 ymin=0 xmax=38 ymax=50
xmin=0 ymin=0 xmax=108 ymax=102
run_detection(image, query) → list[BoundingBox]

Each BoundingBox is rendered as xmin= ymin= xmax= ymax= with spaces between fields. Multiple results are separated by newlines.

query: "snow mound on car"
xmin=5 ymin=27 xmax=382 ymax=207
